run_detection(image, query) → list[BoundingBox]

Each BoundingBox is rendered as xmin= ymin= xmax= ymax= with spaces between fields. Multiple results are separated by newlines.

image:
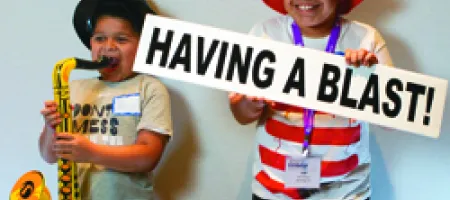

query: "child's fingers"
xmin=357 ymin=49 xmax=368 ymax=65
xmin=41 ymin=105 xmax=57 ymax=115
xmin=350 ymin=51 xmax=359 ymax=67
xmin=255 ymin=96 xmax=275 ymax=106
xmin=248 ymin=108 xmax=264 ymax=119
xmin=229 ymin=92 xmax=244 ymax=104
xmin=362 ymin=53 xmax=370 ymax=66
xmin=47 ymin=119 xmax=61 ymax=129
xmin=55 ymin=132 xmax=75 ymax=140
xmin=41 ymin=101 xmax=58 ymax=118
xmin=364 ymin=53 xmax=378 ymax=66
xmin=345 ymin=49 xmax=353 ymax=65
xmin=228 ymin=92 xmax=239 ymax=99
xmin=44 ymin=100 xmax=57 ymax=108
xmin=231 ymin=93 xmax=276 ymax=107
xmin=255 ymin=96 xmax=267 ymax=101
xmin=40 ymin=108 xmax=54 ymax=116
xmin=248 ymin=96 xmax=270 ymax=109
xmin=50 ymin=119 xmax=61 ymax=128
xmin=265 ymin=99 xmax=276 ymax=107
xmin=249 ymin=96 xmax=265 ymax=102
xmin=254 ymin=101 xmax=265 ymax=109
xmin=246 ymin=96 xmax=258 ymax=101
xmin=53 ymin=141 xmax=73 ymax=151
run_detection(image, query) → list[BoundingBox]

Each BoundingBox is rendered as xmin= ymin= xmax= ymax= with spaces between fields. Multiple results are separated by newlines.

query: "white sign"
xmin=133 ymin=15 xmax=448 ymax=138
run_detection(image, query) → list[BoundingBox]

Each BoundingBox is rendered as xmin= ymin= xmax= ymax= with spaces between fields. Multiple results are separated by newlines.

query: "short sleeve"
xmin=136 ymin=77 xmax=173 ymax=138
xmin=373 ymin=30 xmax=394 ymax=67
xmin=249 ymin=22 xmax=264 ymax=36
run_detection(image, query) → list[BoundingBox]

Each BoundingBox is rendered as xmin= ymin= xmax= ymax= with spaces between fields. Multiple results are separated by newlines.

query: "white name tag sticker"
xmin=112 ymin=93 xmax=141 ymax=116
xmin=284 ymin=156 xmax=321 ymax=189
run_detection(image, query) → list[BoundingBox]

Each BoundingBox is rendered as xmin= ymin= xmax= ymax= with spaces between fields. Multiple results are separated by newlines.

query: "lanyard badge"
xmin=284 ymin=18 xmax=343 ymax=190
xmin=291 ymin=18 xmax=342 ymax=155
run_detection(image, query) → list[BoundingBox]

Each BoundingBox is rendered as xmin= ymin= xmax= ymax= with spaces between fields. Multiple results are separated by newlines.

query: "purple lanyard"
xmin=291 ymin=18 xmax=341 ymax=154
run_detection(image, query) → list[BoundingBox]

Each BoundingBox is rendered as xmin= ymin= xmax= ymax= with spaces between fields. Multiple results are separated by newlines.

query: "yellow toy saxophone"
xmin=10 ymin=56 xmax=112 ymax=200
xmin=53 ymin=56 xmax=112 ymax=200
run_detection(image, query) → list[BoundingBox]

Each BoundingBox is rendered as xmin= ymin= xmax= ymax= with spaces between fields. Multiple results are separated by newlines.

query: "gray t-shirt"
xmin=69 ymin=74 xmax=173 ymax=200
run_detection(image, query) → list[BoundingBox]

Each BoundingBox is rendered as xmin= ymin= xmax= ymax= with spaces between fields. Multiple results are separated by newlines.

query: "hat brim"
xmin=262 ymin=0 xmax=363 ymax=15
xmin=73 ymin=0 xmax=155 ymax=50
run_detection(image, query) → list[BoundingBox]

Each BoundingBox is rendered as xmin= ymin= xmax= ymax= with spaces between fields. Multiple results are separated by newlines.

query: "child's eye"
xmin=116 ymin=37 xmax=129 ymax=43
xmin=93 ymin=36 xmax=106 ymax=42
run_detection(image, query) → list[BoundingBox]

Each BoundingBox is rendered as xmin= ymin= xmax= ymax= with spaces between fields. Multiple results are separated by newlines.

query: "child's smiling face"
xmin=284 ymin=0 xmax=338 ymax=29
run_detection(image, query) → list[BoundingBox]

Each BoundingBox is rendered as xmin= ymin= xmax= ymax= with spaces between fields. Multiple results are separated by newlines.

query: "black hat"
xmin=73 ymin=0 xmax=156 ymax=49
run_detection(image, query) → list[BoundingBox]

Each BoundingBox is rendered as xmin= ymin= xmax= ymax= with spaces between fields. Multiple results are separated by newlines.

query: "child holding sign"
xmin=229 ymin=0 xmax=393 ymax=199
xmin=38 ymin=0 xmax=173 ymax=199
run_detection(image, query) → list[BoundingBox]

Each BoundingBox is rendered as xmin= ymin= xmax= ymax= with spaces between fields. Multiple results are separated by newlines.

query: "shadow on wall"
xmin=237 ymin=144 xmax=256 ymax=200
xmin=368 ymin=132 xmax=394 ymax=200
xmin=152 ymin=84 xmax=200 ymax=200
xmin=349 ymin=0 xmax=415 ymax=200
xmin=145 ymin=2 xmax=200 ymax=200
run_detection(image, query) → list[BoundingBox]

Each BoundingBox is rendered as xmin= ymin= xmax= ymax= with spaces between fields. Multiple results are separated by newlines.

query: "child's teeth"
xmin=298 ymin=5 xmax=313 ymax=10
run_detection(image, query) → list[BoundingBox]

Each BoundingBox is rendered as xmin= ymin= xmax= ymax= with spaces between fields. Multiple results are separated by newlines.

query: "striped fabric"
xmin=252 ymin=103 xmax=369 ymax=199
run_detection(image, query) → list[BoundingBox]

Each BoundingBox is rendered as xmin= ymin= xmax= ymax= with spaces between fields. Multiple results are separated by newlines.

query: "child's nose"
xmin=105 ymin=38 xmax=117 ymax=50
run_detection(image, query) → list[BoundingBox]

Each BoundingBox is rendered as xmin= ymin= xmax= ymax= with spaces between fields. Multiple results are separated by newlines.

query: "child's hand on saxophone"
xmin=40 ymin=100 xmax=62 ymax=130
xmin=40 ymin=100 xmax=95 ymax=163
xmin=53 ymin=132 xmax=96 ymax=163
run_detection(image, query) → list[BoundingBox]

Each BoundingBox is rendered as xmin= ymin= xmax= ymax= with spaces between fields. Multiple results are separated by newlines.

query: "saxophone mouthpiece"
xmin=75 ymin=56 xmax=114 ymax=70
xmin=97 ymin=56 xmax=112 ymax=65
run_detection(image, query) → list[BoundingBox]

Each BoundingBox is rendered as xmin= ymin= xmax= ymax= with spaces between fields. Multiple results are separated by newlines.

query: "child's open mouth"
xmin=103 ymin=57 xmax=120 ymax=72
